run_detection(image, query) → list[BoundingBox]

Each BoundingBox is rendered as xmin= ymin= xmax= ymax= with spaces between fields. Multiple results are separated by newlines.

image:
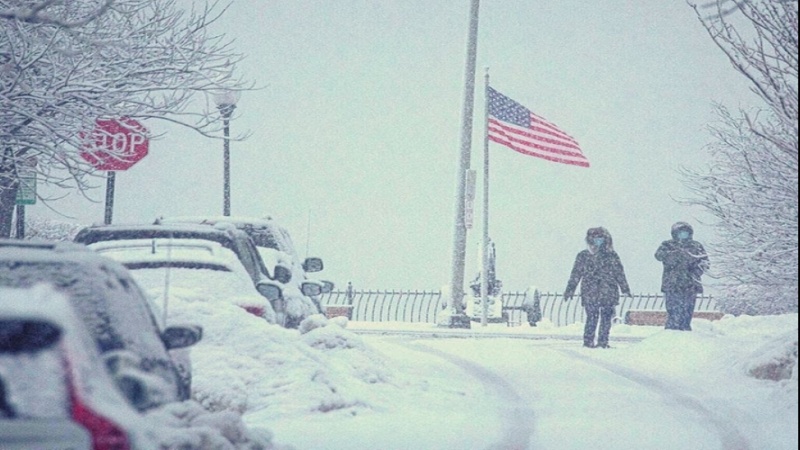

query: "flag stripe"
xmin=488 ymin=122 xmax=590 ymax=167
xmin=490 ymin=117 xmax=582 ymax=153
xmin=488 ymin=118 xmax=584 ymax=157
xmin=529 ymin=114 xmax=580 ymax=146
xmin=487 ymin=87 xmax=590 ymax=167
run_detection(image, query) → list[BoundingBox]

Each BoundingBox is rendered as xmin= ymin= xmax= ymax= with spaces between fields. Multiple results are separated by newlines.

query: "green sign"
xmin=15 ymin=171 xmax=36 ymax=205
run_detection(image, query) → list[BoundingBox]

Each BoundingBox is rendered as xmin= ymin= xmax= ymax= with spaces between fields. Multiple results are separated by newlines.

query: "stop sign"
xmin=80 ymin=118 xmax=149 ymax=171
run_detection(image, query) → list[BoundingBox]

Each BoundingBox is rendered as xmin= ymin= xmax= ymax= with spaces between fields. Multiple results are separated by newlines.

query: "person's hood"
xmin=585 ymin=227 xmax=614 ymax=253
xmin=671 ymin=222 xmax=694 ymax=240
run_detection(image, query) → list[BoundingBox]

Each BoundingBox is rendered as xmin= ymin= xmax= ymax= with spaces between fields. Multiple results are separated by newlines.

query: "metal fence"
xmin=319 ymin=289 xmax=718 ymax=327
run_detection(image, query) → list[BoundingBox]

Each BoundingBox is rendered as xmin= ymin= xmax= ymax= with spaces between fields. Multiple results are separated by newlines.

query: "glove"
xmin=563 ymin=294 xmax=573 ymax=302
xmin=624 ymin=292 xmax=633 ymax=298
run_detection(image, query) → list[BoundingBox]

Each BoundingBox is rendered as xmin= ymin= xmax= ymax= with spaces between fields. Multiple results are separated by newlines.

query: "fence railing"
xmin=319 ymin=289 xmax=718 ymax=327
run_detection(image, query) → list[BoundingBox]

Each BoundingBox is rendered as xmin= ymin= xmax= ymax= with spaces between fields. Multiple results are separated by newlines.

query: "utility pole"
xmin=446 ymin=0 xmax=480 ymax=328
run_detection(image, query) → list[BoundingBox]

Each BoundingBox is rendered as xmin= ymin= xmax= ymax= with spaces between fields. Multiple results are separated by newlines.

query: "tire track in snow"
xmin=397 ymin=341 xmax=535 ymax=450
xmin=559 ymin=348 xmax=752 ymax=450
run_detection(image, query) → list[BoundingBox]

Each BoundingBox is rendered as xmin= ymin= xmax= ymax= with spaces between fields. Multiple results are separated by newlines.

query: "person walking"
xmin=563 ymin=227 xmax=632 ymax=348
xmin=655 ymin=222 xmax=709 ymax=331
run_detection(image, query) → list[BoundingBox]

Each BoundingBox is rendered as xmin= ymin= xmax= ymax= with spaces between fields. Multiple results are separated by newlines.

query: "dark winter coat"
xmin=564 ymin=248 xmax=631 ymax=307
xmin=655 ymin=222 xmax=709 ymax=294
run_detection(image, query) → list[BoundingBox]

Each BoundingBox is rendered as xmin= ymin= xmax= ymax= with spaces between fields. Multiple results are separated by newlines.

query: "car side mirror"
xmin=301 ymin=281 xmax=322 ymax=297
xmin=161 ymin=324 xmax=202 ymax=350
xmin=271 ymin=264 xmax=292 ymax=284
xmin=302 ymin=257 xmax=323 ymax=273
xmin=321 ymin=280 xmax=334 ymax=293
xmin=256 ymin=281 xmax=282 ymax=301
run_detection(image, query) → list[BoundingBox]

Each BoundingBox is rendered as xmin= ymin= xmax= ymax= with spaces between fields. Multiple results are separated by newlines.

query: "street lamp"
xmin=213 ymin=90 xmax=240 ymax=216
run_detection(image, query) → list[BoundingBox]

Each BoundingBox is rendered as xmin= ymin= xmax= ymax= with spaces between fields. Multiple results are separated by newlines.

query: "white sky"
xmin=32 ymin=0 xmax=758 ymax=294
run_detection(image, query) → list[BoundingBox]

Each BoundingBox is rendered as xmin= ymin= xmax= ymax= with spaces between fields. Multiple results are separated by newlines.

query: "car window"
xmin=278 ymin=228 xmax=299 ymax=258
xmin=242 ymin=224 xmax=284 ymax=251
xmin=278 ymin=229 xmax=305 ymax=271
xmin=239 ymin=236 xmax=270 ymax=279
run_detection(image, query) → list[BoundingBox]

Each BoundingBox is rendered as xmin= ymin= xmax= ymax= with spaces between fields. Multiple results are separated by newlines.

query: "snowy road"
xmin=367 ymin=337 xmax=752 ymax=450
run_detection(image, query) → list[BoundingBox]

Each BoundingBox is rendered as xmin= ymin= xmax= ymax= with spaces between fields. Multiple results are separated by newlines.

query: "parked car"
xmin=87 ymin=238 xmax=280 ymax=323
xmin=0 ymin=284 xmax=160 ymax=449
xmin=155 ymin=215 xmax=330 ymax=327
xmin=74 ymin=222 xmax=284 ymax=307
xmin=0 ymin=239 xmax=201 ymax=410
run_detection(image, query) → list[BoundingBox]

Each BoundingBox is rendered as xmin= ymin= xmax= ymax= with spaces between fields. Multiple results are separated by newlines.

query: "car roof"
xmin=156 ymin=215 xmax=285 ymax=230
xmin=73 ymin=223 xmax=255 ymax=250
xmin=75 ymin=222 xmax=270 ymax=285
xmin=156 ymin=216 xmax=298 ymax=254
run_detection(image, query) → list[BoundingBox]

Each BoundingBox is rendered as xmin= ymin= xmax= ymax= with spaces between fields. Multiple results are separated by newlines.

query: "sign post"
xmin=14 ymin=156 xmax=37 ymax=238
xmin=80 ymin=118 xmax=149 ymax=224
xmin=15 ymin=161 xmax=36 ymax=206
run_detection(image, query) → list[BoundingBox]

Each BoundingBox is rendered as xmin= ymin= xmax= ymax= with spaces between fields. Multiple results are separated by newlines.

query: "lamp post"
xmin=213 ymin=90 xmax=240 ymax=216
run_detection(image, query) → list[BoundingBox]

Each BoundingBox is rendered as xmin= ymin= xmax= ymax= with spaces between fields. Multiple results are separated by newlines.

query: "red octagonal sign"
xmin=80 ymin=118 xmax=149 ymax=171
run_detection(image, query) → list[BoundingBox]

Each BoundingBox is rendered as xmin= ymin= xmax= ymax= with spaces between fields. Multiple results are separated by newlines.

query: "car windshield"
xmin=242 ymin=225 xmax=284 ymax=251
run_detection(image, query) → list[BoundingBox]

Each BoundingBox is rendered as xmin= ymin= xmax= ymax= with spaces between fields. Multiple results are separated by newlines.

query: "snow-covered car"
xmin=87 ymin=238 xmax=281 ymax=323
xmin=155 ymin=215 xmax=329 ymax=328
xmin=86 ymin=237 xmax=281 ymax=401
xmin=0 ymin=239 xmax=201 ymax=410
xmin=74 ymin=222 xmax=280 ymax=292
xmin=0 ymin=284 xmax=160 ymax=449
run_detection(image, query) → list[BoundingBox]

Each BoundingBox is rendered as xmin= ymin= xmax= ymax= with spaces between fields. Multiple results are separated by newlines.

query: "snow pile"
xmin=163 ymin=293 xmax=414 ymax=419
xmin=144 ymin=400 xmax=289 ymax=449
xmin=157 ymin=283 xmax=798 ymax=449
xmin=600 ymin=313 xmax=798 ymax=445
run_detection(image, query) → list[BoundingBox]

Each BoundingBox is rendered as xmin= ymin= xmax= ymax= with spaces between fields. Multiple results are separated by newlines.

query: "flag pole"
xmin=480 ymin=68 xmax=490 ymax=327
xmin=447 ymin=0 xmax=480 ymax=328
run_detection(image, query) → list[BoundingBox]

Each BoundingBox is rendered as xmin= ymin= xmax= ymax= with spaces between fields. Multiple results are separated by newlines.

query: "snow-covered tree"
xmin=683 ymin=0 xmax=798 ymax=314
xmin=1 ymin=0 xmax=249 ymax=237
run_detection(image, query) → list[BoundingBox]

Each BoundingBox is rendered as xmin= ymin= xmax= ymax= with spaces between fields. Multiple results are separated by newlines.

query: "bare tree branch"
xmin=0 ymin=0 xmax=254 ymax=236
xmin=0 ymin=0 xmax=115 ymax=28
xmin=682 ymin=0 xmax=798 ymax=314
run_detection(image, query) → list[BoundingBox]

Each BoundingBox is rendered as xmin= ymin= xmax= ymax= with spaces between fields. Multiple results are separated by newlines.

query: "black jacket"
xmin=655 ymin=239 xmax=709 ymax=294
xmin=564 ymin=248 xmax=631 ymax=306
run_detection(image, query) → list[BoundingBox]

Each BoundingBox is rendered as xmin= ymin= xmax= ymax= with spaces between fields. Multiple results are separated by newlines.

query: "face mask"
xmin=592 ymin=237 xmax=605 ymax=247
xmin=677 ymin=231 xmax=690 ymax=240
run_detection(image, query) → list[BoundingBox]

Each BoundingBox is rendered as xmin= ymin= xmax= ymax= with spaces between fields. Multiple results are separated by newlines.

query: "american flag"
xmin=487 ymin=87 xmax=590 ymax=167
